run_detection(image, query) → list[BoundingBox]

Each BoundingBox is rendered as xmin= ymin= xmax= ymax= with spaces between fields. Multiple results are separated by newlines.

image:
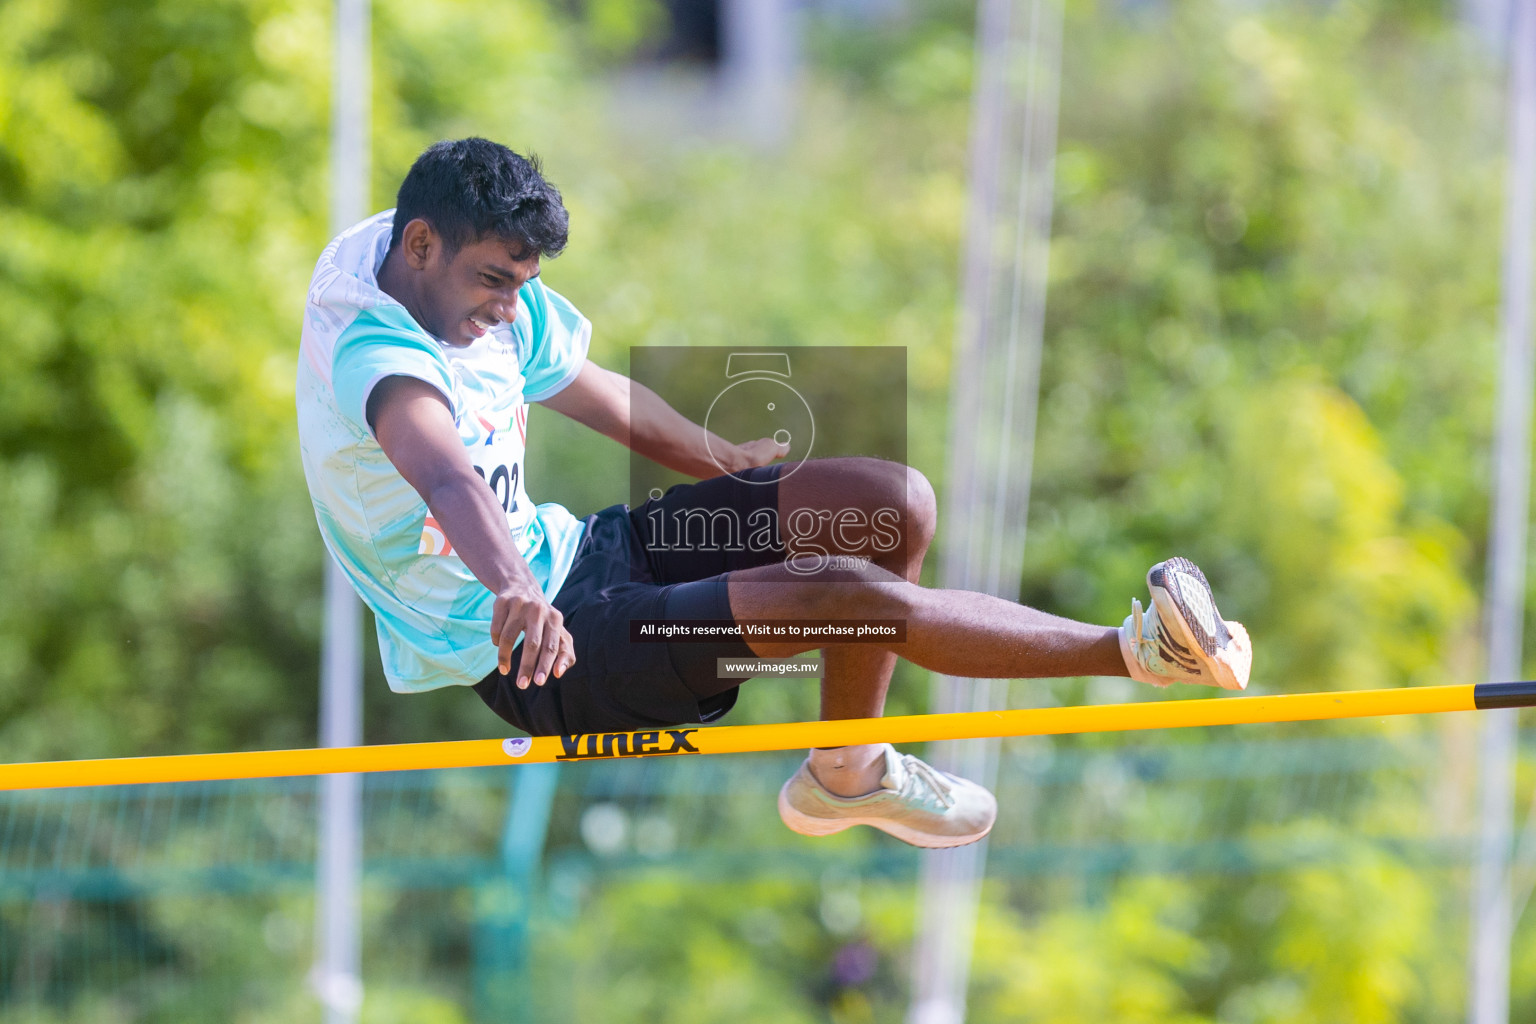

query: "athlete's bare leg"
xmin=727 ymin=561 xmax=1128 ymax=682
xmin=774 ymin=458 xmax=933 ymax=720
xmin=773 ymin=458 xmax=927 ymax=795
xmin=773 ymin=458 xmax=936 ymax=794
xmin=764 ymin=457 xmax=1125 ymax=794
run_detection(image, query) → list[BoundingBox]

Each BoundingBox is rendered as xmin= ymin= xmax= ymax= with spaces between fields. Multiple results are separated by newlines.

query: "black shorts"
xmin=473 ymin=465 xmax=787 ymax=735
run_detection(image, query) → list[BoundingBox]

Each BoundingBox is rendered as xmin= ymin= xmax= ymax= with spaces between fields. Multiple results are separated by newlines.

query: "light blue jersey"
xmin=297 ymin=211 xmax=589 ymax=692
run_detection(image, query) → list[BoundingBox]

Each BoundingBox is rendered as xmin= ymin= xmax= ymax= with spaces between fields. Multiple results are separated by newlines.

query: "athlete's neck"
xmin=376 ymin=247 xmax=432 ymax=335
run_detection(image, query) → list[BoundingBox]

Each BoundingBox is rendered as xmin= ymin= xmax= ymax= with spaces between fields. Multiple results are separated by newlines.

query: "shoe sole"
xmin=777 ymin=789 xmax=994 ymax=849
xmin=1148 ymin=557 xmax=1248 ymax=691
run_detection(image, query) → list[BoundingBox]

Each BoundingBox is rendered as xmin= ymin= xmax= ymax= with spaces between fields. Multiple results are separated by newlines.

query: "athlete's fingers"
xmin=737 ymin=437 xmax=788 ymax=467
xmin=490 ymin=600 xmax=510 ymax=654
xmin=493 ymin=596 xmax=524 ymax=675
xmin=532 ymin=608 xmax=565 ymax=685
xmin=498 ymin=613 xmax=527 ymax=677
xmin=516 ymin=618 xmax=545 ymax=689
xmin=532 ymin=633 xmax=560 ymax=687
xmin=554 ymin=626 xmax=576 ymax=677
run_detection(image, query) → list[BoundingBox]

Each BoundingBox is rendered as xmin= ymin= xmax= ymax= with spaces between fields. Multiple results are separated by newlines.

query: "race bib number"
xmin=419 ymin=404 xmax=530 ymax=556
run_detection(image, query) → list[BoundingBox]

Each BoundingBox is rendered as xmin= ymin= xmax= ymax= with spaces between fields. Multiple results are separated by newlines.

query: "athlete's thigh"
xmin=632 ymin=465 xmax=786 ymax=584
xmin=723 ymin=557 xmax=912 ymax=657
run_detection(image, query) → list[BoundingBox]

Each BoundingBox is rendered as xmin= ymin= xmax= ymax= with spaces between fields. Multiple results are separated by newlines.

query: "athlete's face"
xmin=395 ymin=218 xmax=541 ymax=346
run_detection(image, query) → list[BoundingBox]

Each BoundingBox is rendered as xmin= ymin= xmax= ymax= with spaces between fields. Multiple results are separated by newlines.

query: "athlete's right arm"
xmin=367 ymin=375 xmax=575 ymax=690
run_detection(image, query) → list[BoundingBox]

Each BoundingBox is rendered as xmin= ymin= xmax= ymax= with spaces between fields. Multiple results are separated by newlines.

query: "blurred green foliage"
xmin=0 ymin=0 xmax=1529 ymax=1018
xmin=1031 ymin=0 xmax=1496 ymax=703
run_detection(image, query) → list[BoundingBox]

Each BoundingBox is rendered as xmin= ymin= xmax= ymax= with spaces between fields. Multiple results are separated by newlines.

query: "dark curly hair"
xmin=389 ymin=138 xmax=569 ymax=261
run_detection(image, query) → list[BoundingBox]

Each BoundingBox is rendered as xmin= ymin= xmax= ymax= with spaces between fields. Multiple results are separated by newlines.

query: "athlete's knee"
xmin=843 ymin=458 xmax=932 ymax=537
xmin=858 ymin=459 xmax=934 ymax=550
xmin=904 ymin=466 xmax=937 ymax=552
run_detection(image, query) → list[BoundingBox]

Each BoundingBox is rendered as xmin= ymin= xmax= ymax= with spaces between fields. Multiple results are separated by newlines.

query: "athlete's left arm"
xmin=539 ymin=361 xmax=785 ymax=479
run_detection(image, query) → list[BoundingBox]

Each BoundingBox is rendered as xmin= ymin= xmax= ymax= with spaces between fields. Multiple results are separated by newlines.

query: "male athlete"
xmin=298 ymin=138 xmax=1252 ymax=849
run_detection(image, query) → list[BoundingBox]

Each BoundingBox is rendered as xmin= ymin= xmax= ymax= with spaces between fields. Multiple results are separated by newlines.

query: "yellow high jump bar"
xmin=2 ymin=681 xmax=1534 ymax=792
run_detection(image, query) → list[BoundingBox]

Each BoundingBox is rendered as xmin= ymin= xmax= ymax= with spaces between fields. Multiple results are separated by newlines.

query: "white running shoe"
xmin=1119 ymin=556 xmax=1252 ymax=691
xmin=777 ymin=744 xmax=997 ymax=848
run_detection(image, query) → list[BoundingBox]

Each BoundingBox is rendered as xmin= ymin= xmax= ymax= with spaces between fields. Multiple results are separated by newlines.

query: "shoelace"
xmin=894 ymin=755 xmax=956 ymax=809
xmin=1128 ymin=598 xmax=1160 ymax=666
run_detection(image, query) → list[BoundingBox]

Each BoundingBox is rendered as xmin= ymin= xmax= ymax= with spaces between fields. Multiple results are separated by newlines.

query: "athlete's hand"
xmin=491 ymin=587 xmax=576 ymax=689
xmin=734 ymin=436 xmax=790 ymax=470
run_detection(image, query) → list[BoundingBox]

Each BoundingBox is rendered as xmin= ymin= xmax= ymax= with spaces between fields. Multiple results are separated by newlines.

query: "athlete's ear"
xmin=399 ymin=218 xmax=437 ymax=270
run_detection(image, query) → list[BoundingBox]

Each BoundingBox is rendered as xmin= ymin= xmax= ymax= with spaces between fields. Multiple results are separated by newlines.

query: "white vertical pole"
xmin=315 ymin=572 xmax=364 ymax=1023
xmin=330 ymin=0 xmax=371 ymax=242
xmin=1471 ymin=2 xmax=1536 ymax=1022
xmin=1462 ymin=0 xmax=1515 ymax=49
xmin=313 ymin=0 xmax=369 ymax=1021
xmin=908 ymin=0 xmax=1061 ymax=1021
xmin=719 ymin=0 xmax=796 ymax=147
